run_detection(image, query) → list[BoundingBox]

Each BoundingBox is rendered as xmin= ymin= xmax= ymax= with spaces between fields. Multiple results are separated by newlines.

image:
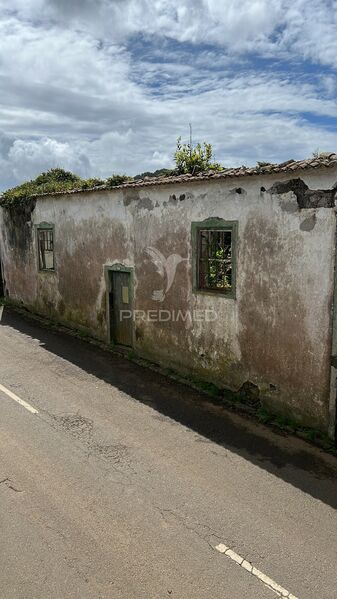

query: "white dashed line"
xmin=0 ymin=383 xmax=38 ymax=414
xmin=215 ymin=543 xmax=299 ymax=598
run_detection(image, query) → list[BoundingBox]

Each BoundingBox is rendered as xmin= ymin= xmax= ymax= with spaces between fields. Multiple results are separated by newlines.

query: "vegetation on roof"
xmin=0 ymin=169 xmax=132 ymax=207
xmin=174 ymin=137 xmax=222 ymax=175
xmin=0 ymin=137 xmax=224 ymax=207
xmin=134 ymin=168 xmax=174 ymax=180
xmin=2 ymin=145 xmax=337 ymax=208
xmin=106 ymin=174 xmax=133 ymax=188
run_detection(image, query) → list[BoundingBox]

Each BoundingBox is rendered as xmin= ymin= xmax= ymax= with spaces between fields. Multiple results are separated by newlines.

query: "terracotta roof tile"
xmin=31 ymin=153 xmax=337 ymax=199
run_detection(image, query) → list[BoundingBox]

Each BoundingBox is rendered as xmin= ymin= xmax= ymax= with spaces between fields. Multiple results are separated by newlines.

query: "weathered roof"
xmin=33 ymin=152 xmax=337 ymax=198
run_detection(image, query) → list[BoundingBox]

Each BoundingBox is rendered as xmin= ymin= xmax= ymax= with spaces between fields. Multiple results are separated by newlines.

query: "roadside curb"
xmin=3 ymin=302 xmax=337 ymax=457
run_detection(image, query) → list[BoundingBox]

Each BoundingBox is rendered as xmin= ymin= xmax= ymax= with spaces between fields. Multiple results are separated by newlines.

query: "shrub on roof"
xmin=106 ymin=174 xmax=133 ymax=188
xmin=34 ymin=168 xmax=81 ymax=185
xmin=0 ymin=168 xmax=132 ymax=207
xmin=133 ymin=168 xmax=174 ymax=180
xmin=0 ymin=168 xmax=82 ymax=207
xmin=79 ymin=178 xmax=105 ymax=190
xmin=174 ymin=137 xmax=222 ymax=175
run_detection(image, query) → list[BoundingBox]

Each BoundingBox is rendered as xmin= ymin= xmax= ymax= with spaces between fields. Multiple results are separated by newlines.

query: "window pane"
xmin=38 ymin=229 xmax=54 ymax=270
xmin=198 ymin=229 xmax=232 ymax=292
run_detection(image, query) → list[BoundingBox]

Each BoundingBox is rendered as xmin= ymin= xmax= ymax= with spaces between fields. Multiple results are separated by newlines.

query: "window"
xmin=198 ymin=229 xmax=232 ymax=291
xmin=37 ymin=227 xmax=55 ymax=271
xmin=192 ymin=220 xmax=237 ymax=297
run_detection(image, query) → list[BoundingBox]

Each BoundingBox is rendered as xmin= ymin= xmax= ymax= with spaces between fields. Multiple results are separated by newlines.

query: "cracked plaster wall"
xmin=1 ymin=168 xmax=337 ymax=431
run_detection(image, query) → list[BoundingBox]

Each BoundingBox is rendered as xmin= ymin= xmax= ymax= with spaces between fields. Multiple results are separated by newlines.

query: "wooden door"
xmin=109 ymin=271 xmax=133 ymax=347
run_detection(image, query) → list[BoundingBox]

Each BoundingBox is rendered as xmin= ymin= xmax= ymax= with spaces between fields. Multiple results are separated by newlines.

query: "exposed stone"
xmin=268 ymin=178 xmax=336 ymax=209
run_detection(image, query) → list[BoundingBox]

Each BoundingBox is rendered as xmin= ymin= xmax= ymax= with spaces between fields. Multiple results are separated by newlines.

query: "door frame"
xmin=104 ymin=263 xmax=134 ymax=347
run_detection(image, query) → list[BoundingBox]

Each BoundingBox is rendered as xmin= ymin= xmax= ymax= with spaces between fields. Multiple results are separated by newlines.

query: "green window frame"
xmin=191 ymin=219 xmax=238 ymax=298
xmin=36 ymin=223 xmax=55 ymax=272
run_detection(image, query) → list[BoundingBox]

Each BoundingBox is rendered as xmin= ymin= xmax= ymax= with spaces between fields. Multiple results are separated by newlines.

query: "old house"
xmin=1 ymin=154 xmax=337 ymax=437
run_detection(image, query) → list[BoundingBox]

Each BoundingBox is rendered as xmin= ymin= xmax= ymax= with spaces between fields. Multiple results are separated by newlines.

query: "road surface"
xmin=0 ymin=307 xmax=337 ymax=599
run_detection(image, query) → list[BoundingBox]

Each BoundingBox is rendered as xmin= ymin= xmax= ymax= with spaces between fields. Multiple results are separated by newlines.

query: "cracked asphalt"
xmin=1 ymin=308 xmax=337 ymax=598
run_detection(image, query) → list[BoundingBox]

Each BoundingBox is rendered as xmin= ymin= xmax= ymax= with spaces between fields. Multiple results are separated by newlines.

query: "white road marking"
xmin=0 ymin=306 xmax=3 ymax=321
xmin=215 ymin=543 xmax=299 ymax=598
xmin=0 ymin=383 xmax=38 ymax=414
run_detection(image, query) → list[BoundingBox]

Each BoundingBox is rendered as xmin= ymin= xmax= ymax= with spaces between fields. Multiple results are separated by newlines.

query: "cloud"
xmin=0 ymin=1 xmax=337 ymax=189
xmin=8 ymin=0 xmax=337 ymax=67
xmin=8 ymin=138 xmax=91 ymax=180
xmin=37 ymin=0 xmax=284 ymax=52
xmin=0 ymin=137 xmax=91 ymax=188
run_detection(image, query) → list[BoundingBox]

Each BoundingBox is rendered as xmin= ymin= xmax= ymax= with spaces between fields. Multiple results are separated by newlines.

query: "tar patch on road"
xmin=54 ymin=412 xmax=131 ymax=469
xmin=3 ymin=307 xmax=337 ymax=510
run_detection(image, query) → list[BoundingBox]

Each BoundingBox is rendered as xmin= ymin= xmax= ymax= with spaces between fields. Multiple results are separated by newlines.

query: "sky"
xmin=1 ymin=0 xmax=337 ymax=189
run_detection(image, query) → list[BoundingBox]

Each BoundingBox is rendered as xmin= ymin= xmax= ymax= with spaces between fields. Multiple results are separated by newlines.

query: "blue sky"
xmin=1 ymin=0 xmax=337 ymax=189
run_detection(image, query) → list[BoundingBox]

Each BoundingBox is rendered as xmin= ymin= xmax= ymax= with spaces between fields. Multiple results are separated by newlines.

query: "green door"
xmin=109 ymin=271 xmax=133 ymax=347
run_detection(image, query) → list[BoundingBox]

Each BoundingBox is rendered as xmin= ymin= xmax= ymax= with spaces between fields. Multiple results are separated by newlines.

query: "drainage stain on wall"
xmin=1 ymin=171 xmax=337 ymax=432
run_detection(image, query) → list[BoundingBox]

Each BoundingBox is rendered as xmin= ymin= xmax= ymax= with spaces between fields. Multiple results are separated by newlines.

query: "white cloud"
xmin=0 ymin=136 xmax=91 ymax=188
xmin=8 ymin=138 xmax=91 ymax=180
xmin=0 ymin=1 xmax=337 ymax=189
xmin=7 ymin=0 xmax=337 ymax=67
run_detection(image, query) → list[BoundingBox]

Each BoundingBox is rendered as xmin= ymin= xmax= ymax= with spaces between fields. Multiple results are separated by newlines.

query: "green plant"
xmin=0 ymin=168 xmax=81 ymax=207
xmin=134 ymin=168 xmax=174 ymax=180
xmin=190 ymin=378 xmax=221 ymax=397
xmin=174 ymin=137 xmax=222 ymax=175
xmin=257 ymin=408 xmax=272 ymax=424
xmin=301 ymin=428 xmax=317 ymax=442
xmin=0 ymin=168 xmax=132 ymax=207
xmin=274 ymin=414 xmax=292 ymax=428
xmin=79 ymin=178 xmax=105 ymax=190
xmin=106 ymin=174 xmax=133 ymax=188
xmin=78 ymin=329 xmax=90 ymax=338
xmin=35 ymin=168 xmax=80 ymax=185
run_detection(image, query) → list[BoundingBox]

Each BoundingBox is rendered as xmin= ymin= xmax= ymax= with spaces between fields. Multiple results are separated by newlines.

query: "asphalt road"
xmin=1 ymin=308 xmax=337 ymax=599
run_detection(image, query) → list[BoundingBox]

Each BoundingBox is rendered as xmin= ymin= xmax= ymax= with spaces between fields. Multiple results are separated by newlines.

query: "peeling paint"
xmin=138 ymin=197 xmax=153 ymax=211
xmin=1 ymin=171 xmax=337 ymax=432
xmin=300 ymin=214 xmax=316 ymax=232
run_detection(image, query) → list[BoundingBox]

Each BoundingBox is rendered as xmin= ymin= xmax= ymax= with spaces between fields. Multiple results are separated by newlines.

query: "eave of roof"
xmin=31 ymin=152 xmax=337 ymax=199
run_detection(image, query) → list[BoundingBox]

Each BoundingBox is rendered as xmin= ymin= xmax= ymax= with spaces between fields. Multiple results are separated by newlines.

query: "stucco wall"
xmin=1 ymin=168 xmax=336 ymax=431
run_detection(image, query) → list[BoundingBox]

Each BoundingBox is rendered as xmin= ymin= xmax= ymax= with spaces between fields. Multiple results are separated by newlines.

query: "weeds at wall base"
xmin=256 ymin=408 xmax=336 ymax=452
xmin=187 ymin=377 xmax=337 ymax=453
xmin=3 ymin=300 xmax=337 ymax=456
